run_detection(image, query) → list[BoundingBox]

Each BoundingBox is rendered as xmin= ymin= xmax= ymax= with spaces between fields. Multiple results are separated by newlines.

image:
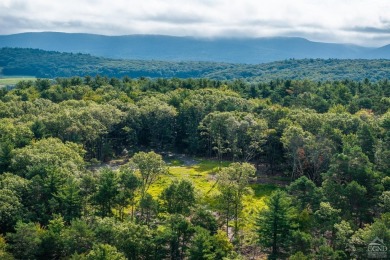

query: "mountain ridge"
xmin=1 ymin=47 xmax=390 ymax=82
xmin=0 ymin=32 xmax=388 ymax=63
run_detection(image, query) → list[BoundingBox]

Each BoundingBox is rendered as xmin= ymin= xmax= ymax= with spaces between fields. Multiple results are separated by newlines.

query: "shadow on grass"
xmin=191 ymin=159 xmax=231 ymax=174
xmin=250 ymin=183 xmax=279 ymax=198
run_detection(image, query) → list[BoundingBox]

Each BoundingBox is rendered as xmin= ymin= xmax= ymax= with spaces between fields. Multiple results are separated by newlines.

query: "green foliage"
xmin=281 ymin=124 xmax=333 ymax=182
xmin=0 ymin=71 xmax=389 ymax=259
xmin=257 ymin=190 xmax=296 ymax=258
xmin=191 ymin=207 xmax=218 ymax=235
xmin=40 ymin=215 xmax=65 ymax=259
xmin=161 ymin=214 xmax=195 ymax=260
xmin=114 ymin=221 xmax=153 ymax=260
xmin=10 ymin=137 xmax=85 ymax=179
xmin=0 ymin=174 xmax=29 ymax=232
xmin=128 ymin=151 xmax=168 ymax=198
xmin=314 ymin=202 xmax=341 ymax=233
xmin=93 ymin=168 xmax=119 ymax=217
xmin=85 ymin=244 xmax=126 ymax=260
xmin=0 ymin=235 xmax=13 ymax=260
xmin=138 ymin=98 xmax=177 ymax=149
xmin=62 ymin=218 xmax=95 ymax=256
xmin=116 ymin=168 xmax=140 ymax=220
xmin=216 ymin=163 xmax=255 ymax=245
xmin=290 ymin=251 xmax=310 ymax=260
xmin=334 ymin=220 xmax=354 ymax=252
xmin=3 ymin=48 xmax=390 ymax=82
xmin=55 ymin=179 xmax=82 ymax=222
xmin=160 ymin=180 xmax=196 ymax=215
xmin=188 ymin=227 xmax=214 ymax=260
xmin=0 ymin=189 xmax=23 ymax=232
xmin=291 ymin=230 xmax=312 ymax=255
xmin=379 ymin=191 xmax=390 ymax=213
xmin=6 ymin=221 xmax=44 ymax=260
xmin=199 ymin=112 xmax=268 ymax=161
xmin=287 ymin=176 xmax=322 ymax=212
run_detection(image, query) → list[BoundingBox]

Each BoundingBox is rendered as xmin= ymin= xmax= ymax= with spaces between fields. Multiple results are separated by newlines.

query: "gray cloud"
xmin=0 ymin=0 xmax=390 ymax=46
xmin=139 ymin=13 xmax=207 ymax=25
xmin=345 ymin=26 xmax=390 ymax=34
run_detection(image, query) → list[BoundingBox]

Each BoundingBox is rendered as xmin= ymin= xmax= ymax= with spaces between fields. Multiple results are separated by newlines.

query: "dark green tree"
xmin=166 ymin=214 xmax=194 ymax=260
xmin=191 ymin=207 xmax=218 ymax=235
xmin=55 ymin=179 xmax=82 ymax=222
xmin=40 ymin=215 xmax=66 ymax=259
xmin=256 ymin=190 xmax=296 ymax=259
xmin=160 ymin=180 xmax=196 ymax=216
xmin=93 ymin=168 xmax=119 ymax=217
xmin=0 ymin=189 xmax=23 ymax=233
xmin=62 ymin=218 xmax=95 ymax=256
xmin=7 ymin=221 xmax=45 ymax=260
xmin=115 ymin=168 xmax=140 ymax=220
xmin=287 ymin=176 xmax=322 ymax=212
xmin=188 ymin=227 xmax=214 ymax=260
xmin=114 ymin=221 xmax=154 ymax=260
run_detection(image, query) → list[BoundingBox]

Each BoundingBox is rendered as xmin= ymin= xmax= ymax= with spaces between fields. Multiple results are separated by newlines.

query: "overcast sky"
xmin=1 ymin=0 xmax=390 ymax=46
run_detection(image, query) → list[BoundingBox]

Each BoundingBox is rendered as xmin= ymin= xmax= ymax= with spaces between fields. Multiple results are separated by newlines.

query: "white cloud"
xmin=1 ymin=0 xmax=390 ymax=46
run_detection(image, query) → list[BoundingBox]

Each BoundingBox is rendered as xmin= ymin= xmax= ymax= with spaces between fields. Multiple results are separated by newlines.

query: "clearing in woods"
xmin=153 ymin=155 xmax=279 ymax=239
xmin=91 ymin=154 xmax=280 ymax=235
xmin=0 ymin=76 xmax=36 ymax=87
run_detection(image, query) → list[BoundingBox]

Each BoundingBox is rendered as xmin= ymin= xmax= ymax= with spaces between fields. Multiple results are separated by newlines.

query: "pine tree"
xmin=257 ymin=190 xmax=296 ymax=259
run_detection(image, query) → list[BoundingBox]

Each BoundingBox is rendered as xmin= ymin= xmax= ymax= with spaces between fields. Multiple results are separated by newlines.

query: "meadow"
xmin=0 ymin=76 xmax=36 ymax=87
xmin=147 ymin=156 xmax=279 ymax=240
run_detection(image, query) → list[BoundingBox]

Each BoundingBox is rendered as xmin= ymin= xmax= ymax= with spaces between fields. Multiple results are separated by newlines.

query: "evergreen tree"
xmin=257 ymin=190 xmax=296 ymax=259
xmin=93 ymin=168 xmax=119 ymax=217
xmin=160 ymin=180 xmax=196 ymax=216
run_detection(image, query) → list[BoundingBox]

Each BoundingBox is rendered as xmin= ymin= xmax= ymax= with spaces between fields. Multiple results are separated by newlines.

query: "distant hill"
xmin=1 ymin=47 xmax=390 ymax=82
xmin=0 ymin=32 xmax=388 ymax=63
xmin=369 ymin=44 xmax=390 ymax=58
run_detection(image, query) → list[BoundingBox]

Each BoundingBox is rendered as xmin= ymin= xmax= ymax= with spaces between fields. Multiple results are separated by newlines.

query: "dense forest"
xmin=0 ymin=76 xmax=389 ymax=259
xmin=2 ymin=48 xmax=390 ymax=81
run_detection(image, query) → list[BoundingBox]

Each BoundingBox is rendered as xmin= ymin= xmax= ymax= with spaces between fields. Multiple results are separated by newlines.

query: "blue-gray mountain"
xmin=0 ymin=32 xmax=389 ymax=63
xmin=1 ymin=47 xmax=390 ymax=81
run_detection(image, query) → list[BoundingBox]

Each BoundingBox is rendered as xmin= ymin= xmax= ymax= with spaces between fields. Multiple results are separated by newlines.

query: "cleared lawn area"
xmin=149 ymin=158 xmax=229 ymax=198
xmin=150 ymin=158 xmax=278 ymax=201
xmin=0 ymin=77 xmax=36 ymax=87
xmin=148 ymin=158 xmax=279 ymax=234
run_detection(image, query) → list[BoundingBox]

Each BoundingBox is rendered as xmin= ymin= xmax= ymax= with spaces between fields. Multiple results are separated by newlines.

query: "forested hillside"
xmin=0 ymin=76 xmax=389 ymax=259
xmin=2 ymin=47 xmax=390 ymax=81
xmin=2 ymin=32 xmax=386 ymax=63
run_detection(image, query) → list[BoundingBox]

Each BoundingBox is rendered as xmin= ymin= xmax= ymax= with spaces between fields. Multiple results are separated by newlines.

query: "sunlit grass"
xmin=250 ymin=183 xmax=279 ymax=198
xmin=242 ymin=183 xmax=278 ymax=237
xmin=0 ymin=77 xmax=36 ymax=86
xmin=127 ymin=157 xmax=279 ymax=236
xmin=148 ymin=158 xmax=278 ymax=222
xmin=148 ymin=158 xmax=228 ymax=198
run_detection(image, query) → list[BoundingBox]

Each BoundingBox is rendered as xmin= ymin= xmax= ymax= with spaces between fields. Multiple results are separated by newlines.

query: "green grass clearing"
xmin=0 ymin=77 xmax=36 ymax=87
xmin=162 ymin=153 xmax=183 ymax=166
xmin=148 ymin=158 xmax=229 ymax=198
xmin=251 ymin=183 xmax=279 ymax=197
xmin=147 ymin=158 xmax=279 ymax=233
